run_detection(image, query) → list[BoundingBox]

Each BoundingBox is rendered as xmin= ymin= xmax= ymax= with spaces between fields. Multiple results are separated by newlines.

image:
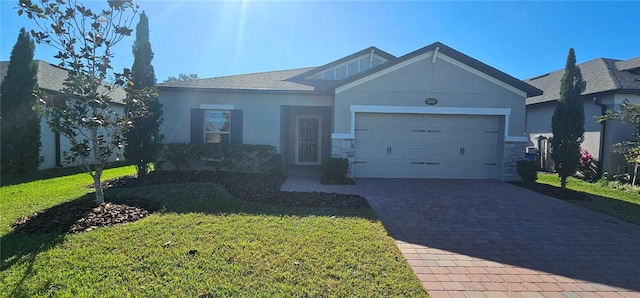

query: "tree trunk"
xmin=93 ymin=169 xmax=104 ymax=204
xmin=560 ymin=176 xmax=567 ymax=189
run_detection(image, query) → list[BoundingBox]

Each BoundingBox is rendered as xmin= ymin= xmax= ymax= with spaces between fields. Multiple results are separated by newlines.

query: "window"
xmin=204 ymin=110 xmax=230 ymax=144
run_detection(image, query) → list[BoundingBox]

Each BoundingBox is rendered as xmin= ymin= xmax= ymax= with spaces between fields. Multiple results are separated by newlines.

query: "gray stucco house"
xmin=158 ymin=42 xmax=542 ymax=180
xmin=525 ymin=56 xmax=640 ymax=176
xmin=0 ymin=60 xmax=126 ymax=170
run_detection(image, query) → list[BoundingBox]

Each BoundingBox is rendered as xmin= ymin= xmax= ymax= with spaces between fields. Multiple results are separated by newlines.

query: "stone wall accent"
xmin=503 ymin=141 xmax=527 ymax=181
xmin=331 ymin=138 xmax=355 ymax=177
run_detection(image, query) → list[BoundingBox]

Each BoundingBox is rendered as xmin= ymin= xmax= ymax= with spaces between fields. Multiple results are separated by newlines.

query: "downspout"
xmin=55 ymin=131 xmax=62 ymax=167
xmin=593 ymin=96 xmax=607 ymax=178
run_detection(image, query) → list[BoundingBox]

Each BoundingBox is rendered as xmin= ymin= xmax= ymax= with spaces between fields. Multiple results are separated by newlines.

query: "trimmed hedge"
xmin=322 ymin=158 xmax=349 ymax=180
xmin=516 ymin=160 xmax=539 ymax=183
xmin=156 ymin=143 xmax=284 ymax=175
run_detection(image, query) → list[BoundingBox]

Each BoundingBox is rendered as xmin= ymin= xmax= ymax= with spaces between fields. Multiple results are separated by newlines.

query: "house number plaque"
xmin=425 ymin=98 xmax=438 ymax=105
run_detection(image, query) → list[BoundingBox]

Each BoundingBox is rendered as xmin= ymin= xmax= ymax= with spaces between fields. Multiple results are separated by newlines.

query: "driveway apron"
xmin=283 ymin=177 xmax=640 ymax=297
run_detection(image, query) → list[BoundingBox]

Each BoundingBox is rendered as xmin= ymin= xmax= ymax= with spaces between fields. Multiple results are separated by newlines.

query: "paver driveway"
xmin=283 ymin=177 xmax=640 ymax=297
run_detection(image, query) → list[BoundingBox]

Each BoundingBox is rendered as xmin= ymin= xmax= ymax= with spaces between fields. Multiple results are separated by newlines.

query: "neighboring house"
xmin=0 ymin=60 xmax=126 ymax=170
xmin=525 ymin=56 xmax=640 ymax=176
xmin=158 ymin=42 xmax=542 ymax=180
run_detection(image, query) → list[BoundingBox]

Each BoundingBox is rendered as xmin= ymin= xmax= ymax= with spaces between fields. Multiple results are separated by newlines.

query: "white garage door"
xmin=353 ymin=113 xmax=501 ymax=179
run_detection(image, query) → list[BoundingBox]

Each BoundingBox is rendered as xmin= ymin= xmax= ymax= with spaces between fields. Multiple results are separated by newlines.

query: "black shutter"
xmin=190 ymin=109 xmax=204 ymax=144
xmin=230 ymin=110 xmax=243 ymax=144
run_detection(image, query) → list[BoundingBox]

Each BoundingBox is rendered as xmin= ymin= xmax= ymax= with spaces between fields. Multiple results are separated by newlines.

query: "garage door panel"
xmin=353 ymin=113 xmax=501 ymax=179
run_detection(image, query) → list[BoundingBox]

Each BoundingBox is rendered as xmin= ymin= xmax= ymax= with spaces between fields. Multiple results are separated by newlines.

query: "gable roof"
xmin=157 ymin=42 xmax=542 ymax=97
xmin=525 ymin=56 xmax=640 ymax=105
xmin=0 ymin=60 xmax=127 ymax=104
xmin=334 ymin=42 xmax=543 ymax=97
xmin=292 ymin=46 xmax=396 ymax=80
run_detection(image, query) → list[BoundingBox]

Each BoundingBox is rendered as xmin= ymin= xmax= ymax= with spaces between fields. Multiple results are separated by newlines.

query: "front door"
xmin=296 ymin=116 xmax=321 ymax=164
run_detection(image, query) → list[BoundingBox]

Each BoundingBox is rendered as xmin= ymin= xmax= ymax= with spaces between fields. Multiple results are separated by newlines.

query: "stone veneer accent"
xmin=503 ymin=141 xmax=527 ymax=181
xmin=331 ymin=138 xmax=355 ymax=177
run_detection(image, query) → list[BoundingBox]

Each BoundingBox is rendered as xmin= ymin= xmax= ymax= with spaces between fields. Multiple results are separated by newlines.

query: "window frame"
xmin=203 ymin=109 xmax=231 ymax=144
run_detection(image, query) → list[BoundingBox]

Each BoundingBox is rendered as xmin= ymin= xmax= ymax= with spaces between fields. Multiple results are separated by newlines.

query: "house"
xmin=0 ymin=60 xmax=126 ymax=170
xmin=157 ymin=42 xmax=542 ymax=180
xmin=525 ymin=56 xmax=640 ymax=176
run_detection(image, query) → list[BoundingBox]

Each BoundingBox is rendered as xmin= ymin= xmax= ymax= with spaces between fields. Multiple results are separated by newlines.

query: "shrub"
xmin=322 ymin=158 xmax=349 ymax=180
xmin=516 ymin=160 xmax=539 ymax=183
xmin=576 ymin=149 xmax=598 ymax=182
xmin=156 ymin=143 xmax=283 ymax=174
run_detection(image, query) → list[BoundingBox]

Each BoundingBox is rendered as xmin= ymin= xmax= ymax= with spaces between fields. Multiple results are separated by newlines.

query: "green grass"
xmin=536 ymin=172 xmax=640 ymax=224
xmin=1 ymin=168 xmax=426 ymax=297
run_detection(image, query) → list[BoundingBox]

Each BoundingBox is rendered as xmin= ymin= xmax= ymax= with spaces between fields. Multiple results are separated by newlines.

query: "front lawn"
xmin=513 ymin=172 xmax=640 ymax=225
xmin=0 ymin=168 xmax=426 ymax=297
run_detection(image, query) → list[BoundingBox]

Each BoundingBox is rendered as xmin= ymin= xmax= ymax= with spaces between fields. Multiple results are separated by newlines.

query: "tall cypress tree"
xmin=551 ymin=48 xmax=586 ymax=188
xmin=1 ymin=28 xmax=41 ymax=175
xmin=125 ymin=11 xmax=163 ymax=177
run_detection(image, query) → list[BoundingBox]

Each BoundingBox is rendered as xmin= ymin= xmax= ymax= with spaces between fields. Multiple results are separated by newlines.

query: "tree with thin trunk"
xmin=598 ymin=99 xmax=640 ymax=184
xmin=124 ymin=11 xmax=162 ymax=177
xmin=551 ymin=48 xmax=586 ymax=188
xmin=18 ymin=0 xmax=146 ymax=204
xmin=1 ymin=28 xmax=41 ymax=175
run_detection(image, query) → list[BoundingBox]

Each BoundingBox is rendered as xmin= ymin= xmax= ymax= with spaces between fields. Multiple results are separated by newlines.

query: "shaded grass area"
xmin=512 ymin=173 xmax=640 ymax=225
xmin=0 ymin=161 xmax=133 ymax=187
xmin=1 ymin=169 xmax=426 ymax=297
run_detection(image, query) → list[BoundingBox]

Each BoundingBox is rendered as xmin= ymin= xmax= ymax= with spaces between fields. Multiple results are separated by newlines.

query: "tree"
xmin=0 ymin=28 xmax=41 ymax=175
xmin=18 ymin=0 xmax=146 ymax=204
xmin=164 ymin=73 xmax=199 ymax=82
xmin=598 ymin=99 xmax=640 ymax=184
xmin=124 ymin=11 xmax=162 ymax=177
xmin=550 ymin=48 xmax=586 ymax=188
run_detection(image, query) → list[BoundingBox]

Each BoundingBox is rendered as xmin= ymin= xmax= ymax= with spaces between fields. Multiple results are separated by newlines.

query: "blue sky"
xmin=1 ymin=1 xmax=639 ymax=82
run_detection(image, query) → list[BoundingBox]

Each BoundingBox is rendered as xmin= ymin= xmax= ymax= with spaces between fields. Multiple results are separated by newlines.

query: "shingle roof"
xmin=0 ymin=60 xmax=126 ymax=104
xmin=525 ymin=56 xmax=640 ymax=105
xmin=157 ymin=42 xmax=542 ymax=97
xmin=158 ymin=67 xmax=320 ymax=92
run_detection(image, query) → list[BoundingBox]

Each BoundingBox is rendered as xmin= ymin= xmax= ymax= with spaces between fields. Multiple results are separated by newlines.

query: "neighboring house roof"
xmin=158 ymin=42 xmax=542 ymax=97
xmin=0 ymin=60 xmax=126 ymax=104
xmin=525 ymin=56 xmax=640 ymax=105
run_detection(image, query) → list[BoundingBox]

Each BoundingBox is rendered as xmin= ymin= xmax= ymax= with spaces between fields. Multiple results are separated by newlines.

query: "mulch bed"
xmin=510 ymin=182 xmax=591 ymax=201
xmin=320 ymin=175 xmax=356 ymax=185
xmin=106 ymin=171 xmax=368 ymax=209
xmin=11 ymin=197 xmax=160 ymax=234
xmin=14 ymin=171 xmax=368 ymax=235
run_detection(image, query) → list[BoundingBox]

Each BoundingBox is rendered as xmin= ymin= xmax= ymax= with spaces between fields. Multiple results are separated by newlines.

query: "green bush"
xmin=516 ymin=160 xmax=539 ymax=183
xmin=156 ymin=143 xmax=283 ymax=174
xmin=322 ymin=158 xmax=349 ymax=179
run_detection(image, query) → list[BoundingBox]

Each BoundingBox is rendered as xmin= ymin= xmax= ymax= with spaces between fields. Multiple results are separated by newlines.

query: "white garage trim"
xmin=331 ymin=105 xmax=518 ymax=141
xmin=199 ymin=104 xmax=235 ymax=110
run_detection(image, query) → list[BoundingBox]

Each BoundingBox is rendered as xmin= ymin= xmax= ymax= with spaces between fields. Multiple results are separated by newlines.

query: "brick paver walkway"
xmin=281 ymin=173 xmax=640 ymax=297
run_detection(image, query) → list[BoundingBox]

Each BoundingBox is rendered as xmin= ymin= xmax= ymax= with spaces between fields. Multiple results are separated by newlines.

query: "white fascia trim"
xmin=199 ymin=104 xmax=235 ymax=110
xmin=331 ymin=105 xmax=520 ymax=141
xmin=335 ymin=51 xmax=434 ymax=94
xmin=505 ymin=136 xmax=529 ymax=142
xmin=437 ymin=54 xmax=528 ymax=98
